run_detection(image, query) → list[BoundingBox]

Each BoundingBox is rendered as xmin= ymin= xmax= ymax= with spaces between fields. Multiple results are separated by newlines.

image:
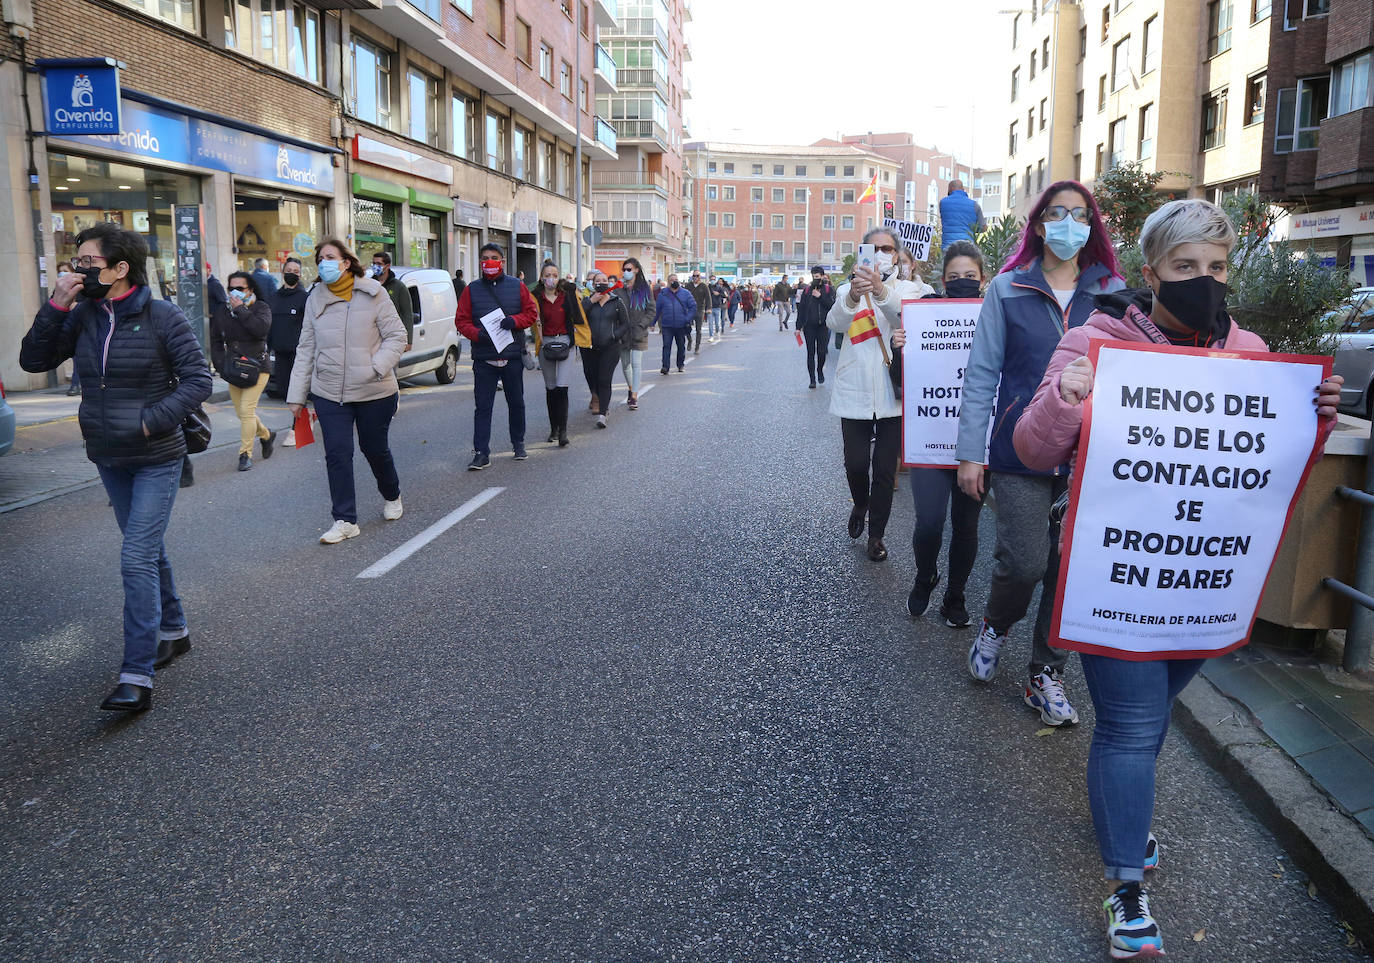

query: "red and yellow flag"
xmin=857 ymin=171 xmax=878 ymax=203
xmin=847 ymin=307 xmax=880 ymax=345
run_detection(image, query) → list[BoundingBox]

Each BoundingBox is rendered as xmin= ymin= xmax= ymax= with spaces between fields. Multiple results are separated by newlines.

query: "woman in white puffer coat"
xmin=826 ymin=226 xmax=932 ymax=562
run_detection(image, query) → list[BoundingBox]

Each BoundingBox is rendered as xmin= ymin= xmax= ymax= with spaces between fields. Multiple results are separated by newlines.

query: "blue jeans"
xmin=472 ymin=360 xmax=526 ymax=455
xmin=661 ymin=327 xmax=687 ymax=369
xmin=1080 ymin=653 xmax=1206 ymax=881
xmin=312 ymin=393 xmax=401 ymax=524
xmin=708 ymin=308 xmax=723 ymax=338
xmin=96 ymin=458 xmax=187 ymax=684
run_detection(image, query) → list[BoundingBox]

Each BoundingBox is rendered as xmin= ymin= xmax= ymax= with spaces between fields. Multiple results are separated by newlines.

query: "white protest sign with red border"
xmin=900 ymin=298 xmax=986 ymax=469
xmin=1051 ymin=341 xmax=1330 ymax=660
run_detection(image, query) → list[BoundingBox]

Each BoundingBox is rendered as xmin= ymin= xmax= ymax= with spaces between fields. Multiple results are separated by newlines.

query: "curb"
xmin=1175 ymin=675 xmax=1374 ymax=947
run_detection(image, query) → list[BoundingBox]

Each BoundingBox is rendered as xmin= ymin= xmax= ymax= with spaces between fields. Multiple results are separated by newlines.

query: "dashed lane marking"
xmin=356 ymin=486 xmax=504 ymax=579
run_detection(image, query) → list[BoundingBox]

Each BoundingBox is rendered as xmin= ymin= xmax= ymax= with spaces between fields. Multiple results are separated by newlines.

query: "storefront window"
xmin=48 ymin=151 xmax=200 ymax=302
xmin=234 ymin=189 xmax=325 ymax=280
xmin=408 ymin=211 xmax=443 ymax=268
xmin=353 ymin=196 xmax=398 ymax=263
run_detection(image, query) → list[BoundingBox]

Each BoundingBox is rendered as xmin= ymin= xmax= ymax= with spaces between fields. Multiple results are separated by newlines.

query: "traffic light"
xmin=882 ymin=200 xmax=894 ymax=219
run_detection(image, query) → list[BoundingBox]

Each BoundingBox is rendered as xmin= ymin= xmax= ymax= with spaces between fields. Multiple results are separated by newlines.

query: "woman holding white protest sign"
xmin=826 ymin=226 xmax=930 ymax=562
xmin=892 ymin=241 xmax=988 ymax=626
xmin=1013 ymin=198 xmax=1342 ymax=961
xmin=956 ymin=180 xmax=1125 ymax=728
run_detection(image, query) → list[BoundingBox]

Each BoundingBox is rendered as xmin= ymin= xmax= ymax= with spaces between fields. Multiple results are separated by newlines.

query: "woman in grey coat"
xmin=619 ymin=257 xmax=653 ymax=409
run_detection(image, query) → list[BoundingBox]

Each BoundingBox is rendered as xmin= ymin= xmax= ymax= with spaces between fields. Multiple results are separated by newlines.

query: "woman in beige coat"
xmin=288 ymin=238 xmax=407 ymax=544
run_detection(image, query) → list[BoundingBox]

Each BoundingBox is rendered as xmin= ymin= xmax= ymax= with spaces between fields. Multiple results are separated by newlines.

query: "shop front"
xmin=454 ymin=200 xmax=485 ymax=280
xmin=487 ymin=206 xmax=513 ymax=268
xmin=407 ymin=188 xmax=453 ymax=269
xmin=350 ymin=135 xmax=454 ymax=272
xmin=1286 ymin=203 xmax=1374 ymax=287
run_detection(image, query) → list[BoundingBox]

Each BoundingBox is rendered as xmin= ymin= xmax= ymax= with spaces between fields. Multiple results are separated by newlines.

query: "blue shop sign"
xmin=38 ymin=58 xmax=123 ymax=136
xmin=59 ymin=97 xmax=333 ymax=192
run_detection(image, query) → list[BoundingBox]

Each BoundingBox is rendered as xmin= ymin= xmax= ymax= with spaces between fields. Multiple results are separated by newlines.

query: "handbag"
xmin=155 ymin=325 xmax=213 ymax=454
xmin=542 ymin=335 xmax=571 ymax=362
xmin=222 ymin=343 xmax=262 ymax=388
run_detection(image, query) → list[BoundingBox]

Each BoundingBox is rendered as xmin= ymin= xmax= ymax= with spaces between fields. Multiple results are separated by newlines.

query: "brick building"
xmin=1261 ymin=0 xmax=1374 ymax=285
xmin=681 ymin=141 xmax=901 ymax=279
xmin=0 ymin=0 xmax=617 ymax=390
xmin=820 ymin=132 xmax=989 ymax=228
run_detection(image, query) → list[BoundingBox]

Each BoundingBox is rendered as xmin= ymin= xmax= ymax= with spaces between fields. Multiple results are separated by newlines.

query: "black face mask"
xmin=944 ymin=277 xmax=982 ymax=299
xmin=283 ymin=273 xmax=299 ymax=286
xmin=1154 ymin=275 xmax=1229 ymax=336
xmin=79 ymin=265 xmax=112 ymax=300
xmin=669 ymin=281 xmax=680 ymax=289
xmin=594 ymin=283 xmax=610 ymax=293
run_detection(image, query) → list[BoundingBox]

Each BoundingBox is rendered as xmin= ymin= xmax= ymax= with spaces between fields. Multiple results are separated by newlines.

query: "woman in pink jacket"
xmin=1013 ymin=199 xmax=1342 ymax=960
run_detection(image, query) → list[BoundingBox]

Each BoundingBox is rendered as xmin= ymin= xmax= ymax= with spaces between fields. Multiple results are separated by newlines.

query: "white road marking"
xmin=356 ymin=486 xmax=504 ymax=579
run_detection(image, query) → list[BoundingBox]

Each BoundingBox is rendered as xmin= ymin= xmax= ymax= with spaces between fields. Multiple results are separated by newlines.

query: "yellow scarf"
xmin=327 ymin=271 xmax=355 ymax=302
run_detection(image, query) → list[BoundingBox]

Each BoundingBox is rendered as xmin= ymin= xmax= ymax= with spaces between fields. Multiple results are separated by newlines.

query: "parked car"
xmin=1330 ymin=287 xmax=1374 ymax=416
xmin=0 ymin=377 xmax=14 ymax=457
xmin=393 ymin=267 xmax=463 ymax=384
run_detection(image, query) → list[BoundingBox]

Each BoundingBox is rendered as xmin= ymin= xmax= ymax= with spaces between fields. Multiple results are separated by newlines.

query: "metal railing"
xmin=591 ymin=170 xmax=667 ymax=190
xmin=615 ymin=67 xmax=669 ymax=98
xmin=609 ymin=118 xmax=668 ymax=147
xmin=596 ymin=219 xmax=668 ymax=241
xmin=1322 ymin=443 xmax=1374 ymax=671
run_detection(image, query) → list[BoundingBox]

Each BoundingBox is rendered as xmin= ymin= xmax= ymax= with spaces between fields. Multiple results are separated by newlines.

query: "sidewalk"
xmin=1177 ymin=634 xmax=1374 ymax=946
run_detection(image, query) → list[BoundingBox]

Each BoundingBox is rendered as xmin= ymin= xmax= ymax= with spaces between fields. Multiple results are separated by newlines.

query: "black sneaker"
xmin=678 ymin=365 xmax=685 ymax=372
xmin=260 ymin=429 xmax=277 ymax=460
xmin=939 ymin=598 xmax=972 ymax=628
xmin=906 ymin=571 xmax=940 ymax=618
xmin=513 ymin=446 xmax=528 ymax=460
xmin=467 ymin=452 xmax=490 ymax=471
xmin=238 ymin=453 xmax=252 ymax=471
xmin=660 ymin=366 xmax=669 ymax=375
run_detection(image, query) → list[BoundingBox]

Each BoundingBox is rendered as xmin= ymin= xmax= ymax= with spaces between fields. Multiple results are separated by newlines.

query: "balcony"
xmin=610 ymin=17 xmax=669 ymax=50
xmin=683 ymin=74 xmax=691 ymax=99
xmin=682 ymin=39 xmax=692 ymax=62
xmin=595 ymin=116 xmax=618 ymax=153
xmin=592 ymin=170 xmax=668 ymax=194
xmin=1315 ymin=107 xmax=1374 ymax=194
xmin=596 ymin=219 xmax=669 ymax=242
xmin=616 ymin=67 xmax=669 ymax=98
xmin=594 ymin=44 xmax=618 ymax=94
xmin=594 ymin=0 xmax=617 ymax=29
xmin=609 ymin=118 xmax=669 ymax=152
xmin=682 ymin=0 xmax=691 ymax=21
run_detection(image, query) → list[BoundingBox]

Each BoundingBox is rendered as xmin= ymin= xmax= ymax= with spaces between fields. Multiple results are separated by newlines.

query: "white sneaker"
xmin=383 ymin=498 xmax=403 ymax=520
xmin=967 ymin=618 xmax=1006 ymax=682
xmin=1024 ymin=665 xmax=1081 ymax=725
xmin=281 ymin=429 xmax=296 ymax=448
xmin=319 ymin=519 xmax=361 ymax=544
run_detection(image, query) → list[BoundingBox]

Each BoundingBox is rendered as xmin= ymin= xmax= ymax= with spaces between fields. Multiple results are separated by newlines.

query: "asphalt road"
xmin=1 ymin=318 xmax=1367 ymax=961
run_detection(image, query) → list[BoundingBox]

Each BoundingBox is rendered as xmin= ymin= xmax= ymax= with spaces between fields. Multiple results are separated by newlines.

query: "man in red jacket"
xmin=455 ymin=243 xmax=539 ymax=469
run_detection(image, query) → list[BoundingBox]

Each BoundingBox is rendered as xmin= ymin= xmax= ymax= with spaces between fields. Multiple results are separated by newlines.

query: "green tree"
xmin=975 ymin=213 xmax=1024 ymax=278
xmin=1095 ymin=161 xmax=1184 ymax=286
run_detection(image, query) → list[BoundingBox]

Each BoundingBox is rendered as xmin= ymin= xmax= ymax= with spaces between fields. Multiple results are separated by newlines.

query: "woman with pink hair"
xmin=952 ymin=180 xmax=1125 ymax=727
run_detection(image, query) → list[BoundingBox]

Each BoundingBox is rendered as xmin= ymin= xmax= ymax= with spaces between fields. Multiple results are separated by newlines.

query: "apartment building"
xmin=1261 ymin=0 xmax=1374 ymax=285
xmin=682 ymin=142 xmax=901 ymax=278
xmin=0 ymin=0 xmax=614 ymax=390
xmin=591 ymin=0 xmax=690 ymax=281
xmin=1001 ymin=0 xmax=1269 ymax=220
xmin=822 ymin=132 xmax=981 ymax=226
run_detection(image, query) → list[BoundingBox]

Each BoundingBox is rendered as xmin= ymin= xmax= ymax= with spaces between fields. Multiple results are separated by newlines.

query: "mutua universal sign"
xmin=38 ymin=58 xmax=123 ymax=137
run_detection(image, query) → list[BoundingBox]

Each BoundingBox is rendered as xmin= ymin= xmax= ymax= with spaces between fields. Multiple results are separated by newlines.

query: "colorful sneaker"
xmin=1143 ymin=833 xmax=1159 ymax=873
xmin=967 ymin=619 xmax=1006 ymax=682
xmin=1103 ymin=881 xmax=1165 ymax=959
xmin=1024 ymin=665 xmax=1081 ymax=726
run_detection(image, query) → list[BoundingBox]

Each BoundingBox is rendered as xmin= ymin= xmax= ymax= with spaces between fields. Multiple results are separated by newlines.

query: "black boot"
xmin=556 ymin=388 xmax=571 ymax=447
xmin=546 ymin=389 xmax=559 ymax=443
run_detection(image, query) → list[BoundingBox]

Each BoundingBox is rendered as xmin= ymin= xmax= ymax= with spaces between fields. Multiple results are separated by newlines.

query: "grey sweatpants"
xmin=985 ymin=471 xmax=1070 ymax=676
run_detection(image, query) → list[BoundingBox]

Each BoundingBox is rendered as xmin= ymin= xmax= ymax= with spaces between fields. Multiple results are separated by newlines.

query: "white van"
xmin=392 ymin=267 xmax=463 ymax=384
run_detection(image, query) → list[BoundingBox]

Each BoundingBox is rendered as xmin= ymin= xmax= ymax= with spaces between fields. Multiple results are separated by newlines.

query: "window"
xmin=750 ymin=214 xmax=763 ymax=228
xmin=1251 ymin=0 xmax=1271 ymax=20
xmin=1244 ymin=72 xmax=1266 ymax=126
xmin=771 ymin=214 xmax=784 ymax=229
xmin=1078 ymin=25 xmax=1088 ymax=60
xmin=794 ymin=215 xmax=805 ymax=229
xmin=793 ymin=242 xmax=806 ymax=259
xmin=1094 ymin=144 xmax=1104 ymax=177
xmin=840 ymin=241 xmax=853 ymax=255
xmin=795 ymin=165 xmax=807 ymax=176
xmin=772 ymin=188 xmax=784 ymax=202
xmin=707 ymin=186 xmax=717 ymax=200
xmin=1207 ymin=1 xmax=1232 ymax=58
xmin=1012 ymin=12 xmax=1020 ymax=46
xmin=723 ymin=213 xmax=735 ymax=227
xmin=1138 ymin=103 xmax=1155 ymax=159
xmin=351 ymin=37 xmax=394 ymax=130
xmin=486 ymin=0 xmax=504 ymax=43
xmin=514 ymin=18 xmax=530 ymax=62
xmin=1101 ymin=5 xmax=1110 ymax=42
xmin=1200 ymin=89 xmax=1228 ymax=150
xmin=771 ymin=241 xmax=783 ymax=256
xmin=751 ymin=187 xmax=763 ymax=202
xmin=773 ymin=164 xmax=785 ymax=176
xmin=455 ymin=0 xmax=472 ymax=12
xmin=821 ymin=215 xmax=835 ymax=229
xmin=823 ymin=189 xmax=836 ymax=203
xmin=723 ymin=186 xmax=735 ymax=200
xmin=1074 ymin=153 xmax=1082 ymax=181
xmin=1029 ymin=51 xmax=1036 ymax=80
xmin=821 ymin=241 xmax=834 ymax=256
xmin=121 ymin=0 xmax=195 ymax=30
xmin=452 ymin=93 xmax=477 ymax=161
xmin=724 ymin=162 xmax=734 ymax=174
xmin=1305 ymin=0 xmax=1329 ymax=16
xmin=1007 ymin=173 xmax=1017 ymax=208
xmin=1042 ymin=38 xmax=1049 ymax=69
xmin=1098 ymin=75 xmax=1107 ymax=112
xmin=1028 ymin=108 xmax=1035 ymax=132
xmin=841 ymin=215 xmax=855 ymax=230
xmin=407 ymin=68 xmax=440 ymax=147
xmin=1331 ymin=53 xmax=1373 ymax=117
xmin=559 ymin=61 xmax=572 ymax=98
xmin=824 ymin=165 xmax=836 ymax=177
xmin=227 ymin=0 xmax=323 ymax=83
xmin=1141 ymin=16 xmax=1157 ymax=74
xmin=842 ymin=189 xmax=855 ymax=203
xmin=707 ymin=161 xmax=716 ymax=173
xmin=485 ymin=111 xmax=507 ymax=171
xmin=542 ymin=140 xmax=555 ymax=189
xmin=512 ymin=126 xmax=532 ymax=180
xmin=1108 ymin=118 xmax=1127 ymax=166
xmin=579 ymin=77 xmax=588 ymax=113
xmin=1111 ymin=37 xmax=1131 ymax=90
xmin=751 ymin=163 xmax=763 ymax=175
xmin=794 ymin=189 xmax=806 ymax=203
xmin=560 ymin=150 xmax=572 ymax=196
xmin=1274 ymin=77 xmax=1328 ymax=151
xmin=1009 ymin=121 xmax=1019 ymax=156
xmin=1011 ymin=67 xmax=1020 ymax=102
xmin=706 ymin=239 xmax=717 ymax=254
xmin=539 ymin=43 xmax=553 ymax=82
xmin=1037 ymin=159 xmax=1045 ymax=191
xmin=706 ymin=212 xmax=717 ymax=228
xmin=1075 ymin=90 xmax=1084 ymax=123
xmin=724 ymin=240 xmax=735 ymax=255
xmin=1039 ymin=97 xmax=1047 ymax=130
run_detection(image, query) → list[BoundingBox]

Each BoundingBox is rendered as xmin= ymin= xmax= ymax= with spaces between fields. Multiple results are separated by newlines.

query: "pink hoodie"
xmin=1013 ymin=300 xmax=1268 ymax=472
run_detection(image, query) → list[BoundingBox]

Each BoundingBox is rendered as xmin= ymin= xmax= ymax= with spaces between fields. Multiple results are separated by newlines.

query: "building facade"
xmin=822 ymin=132 xmax=985 ymax=228
xmin=682 ymin=141 xmax=902 ymax=278
xmin=1260 ymin=0 xmax=1374 ymax=285
xmin=0 ymin=0 xmax=615 ymax=390
xmin=590 ymin=0 xmax=689 ymax=281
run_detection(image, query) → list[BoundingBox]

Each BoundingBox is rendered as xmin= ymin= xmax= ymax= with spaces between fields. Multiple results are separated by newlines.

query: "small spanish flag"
xmin=847 ymin=307 xmax=881 ymax=345
xmin=858 ymin=171 xmax=878 ymax=203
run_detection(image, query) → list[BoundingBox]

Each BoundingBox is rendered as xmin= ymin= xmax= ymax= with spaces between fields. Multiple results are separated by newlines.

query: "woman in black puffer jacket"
xmin=210 ymin=271 xmax=275 ymax=471
xmin=20 ymin=223 xmax=212 ymax=713
xmin=581 ymin=271 xmax=628 ymax=429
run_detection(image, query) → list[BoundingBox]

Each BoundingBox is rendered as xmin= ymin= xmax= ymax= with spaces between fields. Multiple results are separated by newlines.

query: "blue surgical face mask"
xmin=370 ymin=264 xmax=384 ymax=278
xmin=318 ymin=260 xmax=342 ymax=284
xmin=1043 ymin=218 xmax=1091 ymax=261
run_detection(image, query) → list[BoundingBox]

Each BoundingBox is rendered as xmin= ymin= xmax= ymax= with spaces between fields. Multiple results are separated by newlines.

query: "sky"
xmin=682 ymin=0 xmax=1013 ymax=171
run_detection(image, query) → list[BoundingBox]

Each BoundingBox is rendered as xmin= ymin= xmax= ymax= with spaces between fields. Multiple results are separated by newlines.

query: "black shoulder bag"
xmin=156 ymin=321 xmax=213 ymax=454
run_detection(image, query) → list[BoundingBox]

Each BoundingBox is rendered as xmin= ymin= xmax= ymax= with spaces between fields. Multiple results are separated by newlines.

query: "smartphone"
xmin=855 ymin=243 xmax=877 ymax=273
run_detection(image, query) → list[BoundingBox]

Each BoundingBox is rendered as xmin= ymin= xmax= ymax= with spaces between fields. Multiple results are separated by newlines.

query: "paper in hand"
xmin=479 ymin=307 xmax=515 ymax=354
